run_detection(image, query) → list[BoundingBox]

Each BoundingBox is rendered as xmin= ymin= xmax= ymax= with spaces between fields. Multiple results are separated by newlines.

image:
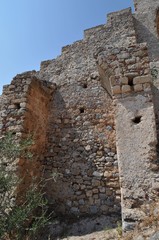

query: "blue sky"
xmin=0 ymin=0 xmax=134 ymax=94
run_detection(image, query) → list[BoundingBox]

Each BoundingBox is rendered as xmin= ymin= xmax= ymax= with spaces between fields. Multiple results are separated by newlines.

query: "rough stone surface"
xmin=1 ymin=0 xmax=159 ymax=238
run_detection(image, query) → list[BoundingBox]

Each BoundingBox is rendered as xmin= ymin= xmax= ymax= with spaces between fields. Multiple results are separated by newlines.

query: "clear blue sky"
xmin=0 ymin=0 xmax=134 ymax=94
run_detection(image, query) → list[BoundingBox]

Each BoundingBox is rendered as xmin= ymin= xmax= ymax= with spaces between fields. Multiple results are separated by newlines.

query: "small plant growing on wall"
xmin=0 ymin=133 xmax=51 ymax=240
xmin=151 ymin=66 xmax=158 ymax=80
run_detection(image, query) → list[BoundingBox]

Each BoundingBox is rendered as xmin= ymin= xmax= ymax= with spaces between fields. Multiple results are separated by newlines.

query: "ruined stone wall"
xmin=0 ymin=72 xmax=55 ymax=195
xmin=1 ymin=1 xmax=159 ymax=231
xmin=0 ymin=7 xmax=137 ymax=219
xmin=44 ymin=74 xmax=120 ymax=216
xmin=36 ymin=8 xmax=137 ymax=217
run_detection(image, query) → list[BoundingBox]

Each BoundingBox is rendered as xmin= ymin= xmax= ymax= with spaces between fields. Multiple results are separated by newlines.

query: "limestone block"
xmin=99 ymin=187 xmax=106 ymax=193
xmin=90 ymin=205 xmax=98 ymax=214
xmin=125 ymin=57 xmax=136 ymax=65
xmin=86 ymin=191 xmax=93 ymax=197
xmin=121 ymin=77 xmax=128 ymax=85
xmin=12 ymin=98 xmax=27 ymax=104
xmin=100 ymin=205 xmax=108 ymax=212
xmin=133 ymin=75 xmax=151 ymax=84
xmin=8 ymin=85 xmax=15 ymax=90
xmin=152 ymin=182 xmax=159 ymax=190
xmin=85 ymin=145 xmax=91 ymax=151
xmin=122 ymin=85 xmax=131 ymax=93
xmin=134 ymin=84 xmax=143 ymax=92
xmin=92 ymin=188 xmax=99 ymax=194
xmin=125 ymin=72 xmax=138 ymax=79
xmin=20 ymin=102 xmax=27 ymax=108
xmin=128 ymin=63 xmax=142 ymax=70
xmin=93 ymin=171 xmax=103 ymax=177
xmin=70 ymin=207 xmax=79 ymax=214
xmin=104 ymin=171 xmax=112 ymax=178
xmin=79 ymin=199 xmax=85 ymax=205
xmin=112 ymin=85 xmax=121 ymax=95
xmin=92 ymin=179 xmax=100 ymax=187
xmin=89 ymin=197 xmax=94 ymax=205
xmin=108 ymin=152 xmax=115 ymax=157
xmin=8 ymin=104 xmax=17 ymax=109
xmin=105 ymin=162 xmax=113 ymax=166
xmin=106 ymin=156 xmax=114 ymax=162
xmin=117 ymin=52 xmax=130 ymax=59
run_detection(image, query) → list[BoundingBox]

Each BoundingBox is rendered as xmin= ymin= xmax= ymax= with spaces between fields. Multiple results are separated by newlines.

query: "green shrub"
xmin=0 ymin=133 xmax=51 ymax=240
xmin=151 ymin=66 xmax=158 ymax=80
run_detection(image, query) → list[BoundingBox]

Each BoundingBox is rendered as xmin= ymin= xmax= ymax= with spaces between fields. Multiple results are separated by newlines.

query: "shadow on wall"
xmin=152 ymin=85 xmax=159 ymax=168
xmin=42 ymin=88 xmax=121 ymax=221
xmin=134 ymin=18 xmax=159 ymax=61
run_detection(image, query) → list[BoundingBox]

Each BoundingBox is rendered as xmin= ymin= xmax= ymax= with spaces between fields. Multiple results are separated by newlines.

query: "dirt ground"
xmin=43 ymin=215 xmax=121 ymax=240
xmin=61 ymin=228 xmax=119 ymax=240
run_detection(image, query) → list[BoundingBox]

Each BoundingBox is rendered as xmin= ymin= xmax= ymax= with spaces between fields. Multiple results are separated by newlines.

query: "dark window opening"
xmin=128 ymin=78 xmax=134 ymax=86
xmin=83 ymin=83 xmax=88 ymax=89
xmin=79 ymin=107 xmax=85 ymax=113
xmin=132 ymin=116 xmax=142 ymax=124
xmin=14 ymin=103 xmax=20 ymax=109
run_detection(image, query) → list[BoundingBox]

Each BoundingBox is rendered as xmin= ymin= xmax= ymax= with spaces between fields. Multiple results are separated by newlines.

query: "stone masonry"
xmin=0 ymin=0 xmax=159 ymax=233
xmin=96 ymin=42 xmax=158 ymax=231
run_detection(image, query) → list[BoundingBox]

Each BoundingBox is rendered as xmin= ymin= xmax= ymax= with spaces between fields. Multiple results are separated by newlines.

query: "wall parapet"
xmin=0 ymin=71 xmax=56 ymax=137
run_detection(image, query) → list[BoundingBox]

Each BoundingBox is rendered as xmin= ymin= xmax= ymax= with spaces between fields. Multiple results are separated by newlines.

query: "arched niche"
xmin=97 ymin=64 xmax=113 ymax=98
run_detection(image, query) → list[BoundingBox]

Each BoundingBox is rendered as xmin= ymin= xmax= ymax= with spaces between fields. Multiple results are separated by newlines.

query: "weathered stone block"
xmin=93 ymin=171 xmax=103 ymax=177
xmin=86 ymin=190 xmax=93 ymax=197
xmin=122 ymin=85 xmax=131 ymax=93
xmin=133 ymin=75 xmax=151 ymax=84
xmin=121 ymin=77 xmax=128 ymax=85
xmin=90 ymin=205 xmax=98 ymax=214
xmin=134 ymin=84 xmax=143 ymax=92
xmin=112 ymin=85 xmax=121 ymax=95
xmin=20 ymin=102 xmax=27 ymax=108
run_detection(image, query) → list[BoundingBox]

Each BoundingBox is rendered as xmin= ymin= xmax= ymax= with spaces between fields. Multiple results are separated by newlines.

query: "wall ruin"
xmin=1 ymin=0 xmax=159 ymax=233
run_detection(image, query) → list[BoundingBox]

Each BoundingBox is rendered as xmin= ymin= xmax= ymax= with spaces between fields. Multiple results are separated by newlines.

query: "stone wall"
xmin=37 ymin=7 xmax=137 ymax=217
xmin=0 ymin=6 xmax=138 ymax=220
xmin=96 ymin=42 xmax=159 ymax=231
xmin=44 ymin=73 xmax=120 ymax=216
xmin=0 ymin=72 xmax=55 ymax=195
xmin=1 ymin=0 xmax=159 ymax=233
xmin=133 ymin=0 xmax=159 ymax=175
